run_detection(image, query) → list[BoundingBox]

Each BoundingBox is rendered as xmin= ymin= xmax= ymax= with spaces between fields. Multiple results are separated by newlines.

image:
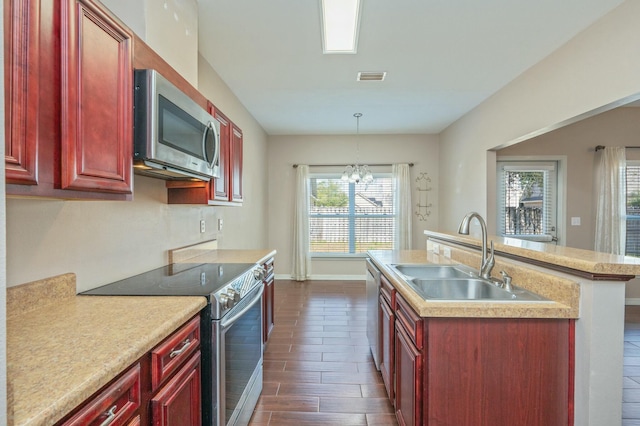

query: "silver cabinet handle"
xmin=169 ymin=339 xmax=191 ymax=358
xmin=99 ymin=405 xmax=117 ymax=426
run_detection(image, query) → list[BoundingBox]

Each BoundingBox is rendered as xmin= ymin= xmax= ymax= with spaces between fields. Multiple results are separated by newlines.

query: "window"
xmin=497 ymin=161 xmax=558 ymax=242
xmin=626 ymin=162 xmax=640 ymax=256
xmin=309 ymin=174 xmax=395 ymax=255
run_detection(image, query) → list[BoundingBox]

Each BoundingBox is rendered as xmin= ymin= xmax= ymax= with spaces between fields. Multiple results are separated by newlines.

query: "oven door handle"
xmin=221 ymin=284 xmax=264 ymax=329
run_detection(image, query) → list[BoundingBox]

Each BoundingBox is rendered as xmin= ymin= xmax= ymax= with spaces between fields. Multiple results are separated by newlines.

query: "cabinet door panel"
xmin=379 ymin=295 xmax=395 ymax=402
xmin=4 ymin=0 xmax=39 ymax=185
xmin=395 ymin=323 xmax=422 ymax=426
xmin=230 ymin=123 xmax=243 ymax=202
xmin=61 ymin=0 xmax=132 ymax=193
xmin=211 ymin=105 xmax=230 ymax=201
xmin=151 ymin=351 xmax=202 ymax=426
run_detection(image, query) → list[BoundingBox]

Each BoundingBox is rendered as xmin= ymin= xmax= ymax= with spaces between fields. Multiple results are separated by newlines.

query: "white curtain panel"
xmin=595 ymin=146 xmax=626 ymax=255
xmin=393 ymin=163 xmax=413 ymax=250
xmin=292 ymin=165 xmax=311 ymax=281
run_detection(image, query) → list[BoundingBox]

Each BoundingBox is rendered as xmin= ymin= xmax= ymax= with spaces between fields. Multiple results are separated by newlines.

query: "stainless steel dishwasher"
xmin=366 ymin=258 xmax=382 ymax=370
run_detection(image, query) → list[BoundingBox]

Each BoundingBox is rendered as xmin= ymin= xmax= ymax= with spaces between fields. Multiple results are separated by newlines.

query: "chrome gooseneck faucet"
xmin=458 ymin=212 xmax=495 ymax=279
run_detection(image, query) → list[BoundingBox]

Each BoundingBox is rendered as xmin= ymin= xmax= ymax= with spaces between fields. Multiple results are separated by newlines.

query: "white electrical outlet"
xmin=443 ymin=247 xmax=452 ymax=258
xmin=218 ymin=219 xmax=223 ymax=231
xmin=200 ymin=220 xmax=206 ymax=233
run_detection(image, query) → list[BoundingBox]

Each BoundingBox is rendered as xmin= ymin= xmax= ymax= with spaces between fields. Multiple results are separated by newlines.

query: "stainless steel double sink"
xmin=389 ymin=264 xmax=548 ymax=302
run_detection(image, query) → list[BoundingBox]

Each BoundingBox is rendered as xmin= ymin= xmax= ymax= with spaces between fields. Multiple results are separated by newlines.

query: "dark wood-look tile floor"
xmin=625 ymin=305 xmax=640 ymax=425
xmin=249 ymin=280 xmax=398 ymax=426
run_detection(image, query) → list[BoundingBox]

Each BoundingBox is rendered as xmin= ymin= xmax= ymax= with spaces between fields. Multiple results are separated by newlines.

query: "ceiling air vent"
xmin=357 ymin=71 xmax=386 ymax=82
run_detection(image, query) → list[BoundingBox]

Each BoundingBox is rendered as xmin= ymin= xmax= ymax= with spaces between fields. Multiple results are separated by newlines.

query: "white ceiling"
xmin=197 ymin=0 xmax=624 ymax=136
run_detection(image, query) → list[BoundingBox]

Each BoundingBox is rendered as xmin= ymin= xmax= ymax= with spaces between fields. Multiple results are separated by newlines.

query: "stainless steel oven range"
xmin=82 ymin=262 xmax=265 ymax=426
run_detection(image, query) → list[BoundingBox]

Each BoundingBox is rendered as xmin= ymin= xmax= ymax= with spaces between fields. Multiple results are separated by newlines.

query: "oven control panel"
xmin=212 ymin=264 xmax=263 ymax=318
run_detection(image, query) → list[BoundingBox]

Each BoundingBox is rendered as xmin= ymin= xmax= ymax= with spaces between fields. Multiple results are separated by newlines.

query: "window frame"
xmin=496 ymin=159 xmax=560 ymax=243
xmin=625 ymin=160 xmax=640 ymax=257
xmin=308 ymin=172 xmax=395 ymax=258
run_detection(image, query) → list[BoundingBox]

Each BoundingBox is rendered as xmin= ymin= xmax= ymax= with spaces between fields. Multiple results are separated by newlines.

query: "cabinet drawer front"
xmin=151 ymin=316 xmax=201 ymax=391
xmin=62 ymin=363 xmax=140 ymax=426
xmin=380 ymin=275 xmax=395 ymax=307
xmin=396 ymin=294 xmax=423 ymax=350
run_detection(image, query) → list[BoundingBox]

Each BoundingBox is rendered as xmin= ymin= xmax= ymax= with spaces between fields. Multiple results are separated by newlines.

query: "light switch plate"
xmin=571 ymin=217 xmax=581 ymax=226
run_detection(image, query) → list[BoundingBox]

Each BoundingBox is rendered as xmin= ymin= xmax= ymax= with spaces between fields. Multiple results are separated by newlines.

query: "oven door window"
xmin=158 ymin=94 xmax=206 ymax=160
xmin=224 ymin=295 xmax=262 ymax=423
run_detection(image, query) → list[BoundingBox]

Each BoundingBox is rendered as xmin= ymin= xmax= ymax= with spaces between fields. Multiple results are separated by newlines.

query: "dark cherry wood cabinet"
xmin=55 ymin=316 xmax=202 ymax=426
xmin=4 ymin=0 xmax=133 ymax=200
xmin=425 ymin=317 xmax=572 ymax=426
xmin=211 ymin=105 xmax=231 ymax=201
xmin=60 ymin=0 xmax=133 ymax=194
xmin=262 ymin=257 xmax=275 ymax=344
xmin=4 ymin=0 xmax=39 ymax=185
xmin=230 ymin=123 xmax=243 ymax=202
xmin=150 ymin=352 xmax=201 ymax=426
xmin=385 ymin=291 xmax=574 ymax=426
xmin=379 ymin=275 xmax=395 ymax=403
xmin=394 ymin=294 xmax=424 ymax=426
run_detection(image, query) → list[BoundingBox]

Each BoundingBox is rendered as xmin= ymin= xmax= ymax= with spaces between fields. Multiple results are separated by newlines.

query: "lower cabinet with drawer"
xmin=390 ymin=292 xmax=574 ymax=426
xmin=56 ymin=316 xmax=201 ymax=426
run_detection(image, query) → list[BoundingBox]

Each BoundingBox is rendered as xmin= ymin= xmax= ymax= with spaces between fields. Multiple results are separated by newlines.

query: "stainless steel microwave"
xmin=133 ymin=69 xmax=221 ymax=180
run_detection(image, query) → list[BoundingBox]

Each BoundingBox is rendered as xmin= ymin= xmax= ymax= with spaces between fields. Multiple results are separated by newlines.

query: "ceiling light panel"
xmin=320 ymin=0 xmax=361 ymax=54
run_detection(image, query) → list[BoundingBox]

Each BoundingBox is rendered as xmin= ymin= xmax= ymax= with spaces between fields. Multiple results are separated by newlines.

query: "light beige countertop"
xmin=424 ymin=230 xmax=640 ymax=278
xmin=7 ymin=273 xmax=206 ymax=426
xmin=368 ymin=249 xmax=579 ymax=319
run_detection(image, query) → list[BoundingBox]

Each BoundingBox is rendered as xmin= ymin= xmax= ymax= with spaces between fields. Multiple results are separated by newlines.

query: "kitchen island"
xmin=368 ymin=230 xmax=640 ymax=426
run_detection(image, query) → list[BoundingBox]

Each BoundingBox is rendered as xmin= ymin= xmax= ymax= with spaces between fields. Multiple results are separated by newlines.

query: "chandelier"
xmin=342 ymin=113 xmax=374 ymax=183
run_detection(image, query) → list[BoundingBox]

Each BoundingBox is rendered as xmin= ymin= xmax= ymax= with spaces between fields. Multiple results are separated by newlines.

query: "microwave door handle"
xmin=203 ymin=121 xmax=220 ymax=169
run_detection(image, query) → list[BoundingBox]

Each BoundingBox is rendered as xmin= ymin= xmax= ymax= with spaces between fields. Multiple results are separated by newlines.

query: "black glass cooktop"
xmin=81 ymin=262 xmax=257 ymax=298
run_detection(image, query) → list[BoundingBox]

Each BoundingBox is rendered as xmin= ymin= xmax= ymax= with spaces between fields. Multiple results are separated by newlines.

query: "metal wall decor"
xmin=415 ymin=172 xmax=432 ymax=221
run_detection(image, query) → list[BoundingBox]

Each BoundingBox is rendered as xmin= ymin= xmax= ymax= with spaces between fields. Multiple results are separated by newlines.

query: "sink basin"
xmin=390 ymin=263 xmax=548 ymax=302
xmin=390 ymin=264 xmax=474 ymax=280
xmin=408 ymin=278 xmax=548 ymax=302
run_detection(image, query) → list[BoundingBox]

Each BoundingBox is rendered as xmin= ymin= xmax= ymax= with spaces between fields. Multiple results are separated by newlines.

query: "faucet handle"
xmin=500 ymin=270 xmax=513 ymax=292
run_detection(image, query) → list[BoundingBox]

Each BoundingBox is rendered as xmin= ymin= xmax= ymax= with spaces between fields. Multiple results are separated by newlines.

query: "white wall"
xmin=198 ymin=54 xmax=270 ymax=250
xmin=267 ymin=134 xmax=440 ymax=278
xmin=439 ymin=1 xmax=640 ymax=234
xmin=101 ymin=0 xmax=199 ymax=87
xmin=498 ymin=107 xmax=640 ymax=251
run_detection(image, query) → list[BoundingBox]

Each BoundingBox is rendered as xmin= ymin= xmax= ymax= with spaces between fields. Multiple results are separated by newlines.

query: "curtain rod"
xmin=292 ymin=163 xmax=414 ymax=168
xmin=595 ymin=145 xmax=640 ymax=152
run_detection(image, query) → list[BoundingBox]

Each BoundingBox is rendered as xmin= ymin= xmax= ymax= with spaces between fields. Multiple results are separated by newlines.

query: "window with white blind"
xmin=626 ymin=162 xmax=640 ymax=257
xmin=497 ymin=161 xmax=558 ymax=242
xmin=308 ymin=174 xmax=395 ymax=255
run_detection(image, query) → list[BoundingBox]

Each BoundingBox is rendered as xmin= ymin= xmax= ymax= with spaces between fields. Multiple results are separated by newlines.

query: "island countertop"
xmin=367 ymin=249 xmax=579 ymax=319
xmin=424 ymin=230 xmax=640 ymax=279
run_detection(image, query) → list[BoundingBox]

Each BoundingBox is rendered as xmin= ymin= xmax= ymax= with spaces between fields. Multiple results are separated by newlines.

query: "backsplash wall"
xmin=6 ymin=176 xmax=217 ymax=292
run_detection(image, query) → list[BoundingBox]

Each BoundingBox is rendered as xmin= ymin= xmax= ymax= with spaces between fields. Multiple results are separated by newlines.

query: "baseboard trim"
xmin=626 ymin=298 xmax=640 ymax=306
xmin=275 ymin=274 xmax=366 ymax=281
